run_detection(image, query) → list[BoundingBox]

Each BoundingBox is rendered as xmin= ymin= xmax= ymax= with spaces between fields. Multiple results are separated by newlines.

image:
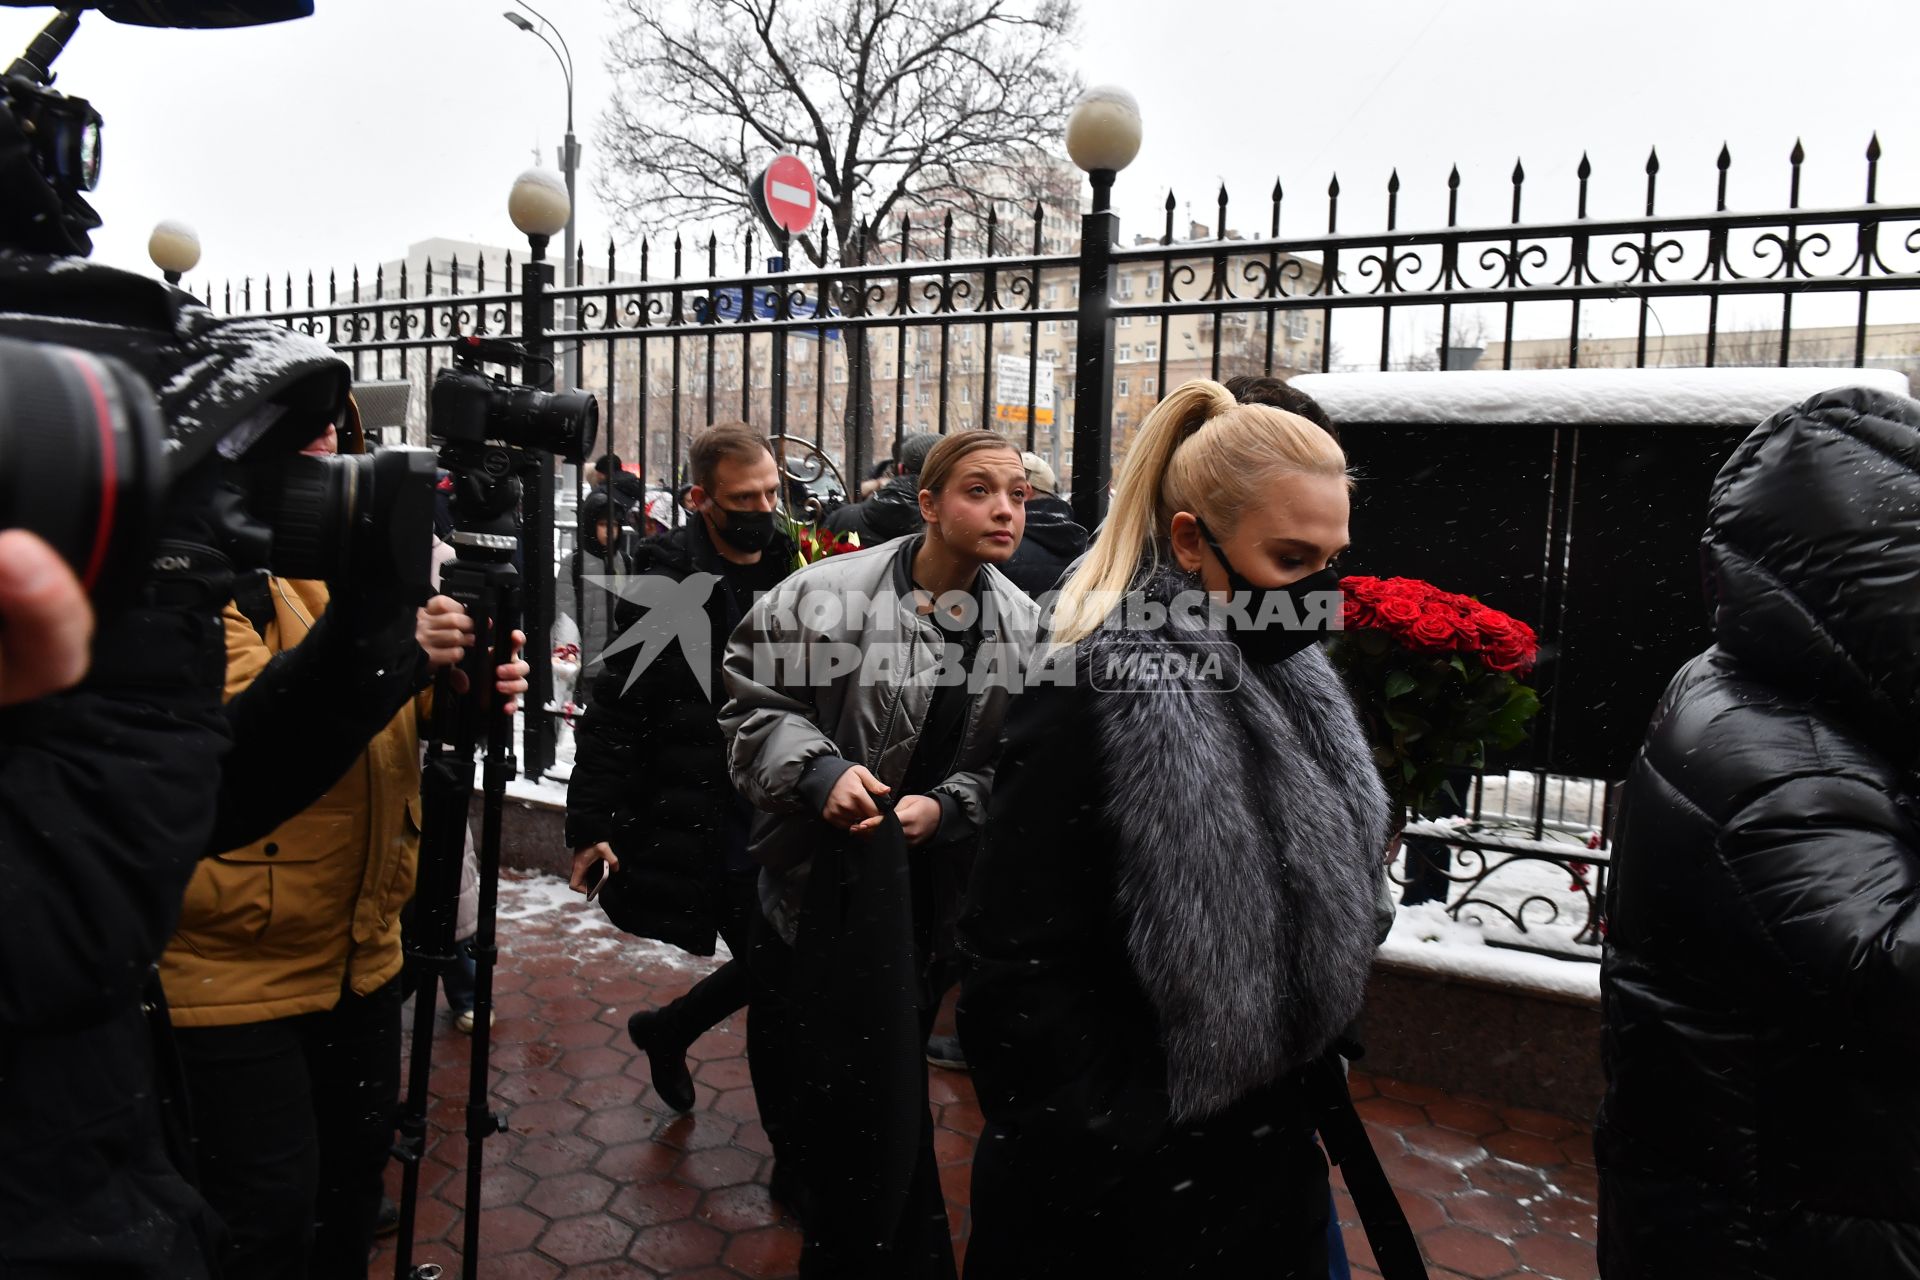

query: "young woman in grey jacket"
xmin=719 ymin=430 xmax=1041 ymax=1279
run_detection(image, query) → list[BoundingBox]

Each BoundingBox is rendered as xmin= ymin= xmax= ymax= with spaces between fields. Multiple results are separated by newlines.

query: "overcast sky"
xmin=7 ymin=0 xmax=1912 ymax=345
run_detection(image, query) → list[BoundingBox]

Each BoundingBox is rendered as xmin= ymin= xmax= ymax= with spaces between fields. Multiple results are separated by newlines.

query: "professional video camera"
xmin=0 ymin=5 xmax=436 ymax=607
xmin=430 ymin=334 xmax=596 ymax=549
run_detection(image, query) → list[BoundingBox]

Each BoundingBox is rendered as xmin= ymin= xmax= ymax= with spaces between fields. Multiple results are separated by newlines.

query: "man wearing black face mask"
xmin=565 ymin=424 xmax=802 ymax=1193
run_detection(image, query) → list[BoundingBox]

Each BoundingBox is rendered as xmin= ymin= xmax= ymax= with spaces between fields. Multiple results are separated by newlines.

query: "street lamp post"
xmin=148 ymin=219 xmax=200 ymax=286
xmin=503 ymin=3 xmax=579 ymax=394
xmin=510 ymin=167 xmax=571 ymax=782
xmin=1065 ymin=85 xmax=1143 ymax=531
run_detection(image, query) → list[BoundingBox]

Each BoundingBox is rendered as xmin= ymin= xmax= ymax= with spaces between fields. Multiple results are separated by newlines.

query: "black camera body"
xmin=429 ymin=337 xmax=597 ymax=561
xmin=431 ymin=336 xmax=597 ymax=461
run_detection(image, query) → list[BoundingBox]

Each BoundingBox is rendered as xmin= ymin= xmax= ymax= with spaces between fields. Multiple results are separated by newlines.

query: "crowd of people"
xmin=559 ymin=379 xmax=1400 ymax=1278
xmin=558 ymin=380 xmax=1918 ymax=1280
xmin=1 ymin=284 xmax=1914 ymax=1280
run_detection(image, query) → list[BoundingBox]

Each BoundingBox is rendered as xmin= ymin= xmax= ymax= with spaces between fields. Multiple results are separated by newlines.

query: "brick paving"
xmin=370 ymin=870 xmax=1598 ymax=1279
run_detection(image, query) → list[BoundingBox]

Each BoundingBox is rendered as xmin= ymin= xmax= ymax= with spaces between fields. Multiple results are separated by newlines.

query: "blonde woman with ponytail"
xmin=956 ymin=380 xmax=1392 ymax=1279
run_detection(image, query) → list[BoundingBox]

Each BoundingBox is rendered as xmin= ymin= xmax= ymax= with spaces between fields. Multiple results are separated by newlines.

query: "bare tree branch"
xmin=596 ymin=0 xmax=1081 ymax=264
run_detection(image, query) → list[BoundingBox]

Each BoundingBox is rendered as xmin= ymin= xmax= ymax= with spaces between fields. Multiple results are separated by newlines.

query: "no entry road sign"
xmin=750 ymin=154 xmax=818 ymax=238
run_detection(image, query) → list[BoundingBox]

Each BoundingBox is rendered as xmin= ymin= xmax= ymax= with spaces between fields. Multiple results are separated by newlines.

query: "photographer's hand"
xmin=426 ymin=599 xmax=529 ymax=716
xmin=0 ymin=530 xmax=93 ymax=706
xmin=416 ymin=595 xmax=471 ymax=669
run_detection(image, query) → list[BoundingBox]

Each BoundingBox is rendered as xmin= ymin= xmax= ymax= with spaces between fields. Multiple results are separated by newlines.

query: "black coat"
xmin=0 ymin=602 xmax=230 ymax=1277
xmin=823 ymin=474 xmax=923 ymax=546
xmin=1000 ymin=493 xmax=1088 ymax=597
xmin=566 ymin=518 xmax=789 ymax=953
xmin=1597 ymin=387 xmax=1920 ymax=1279
xmin=957 ymin=568 xmax=1389 ymax=1278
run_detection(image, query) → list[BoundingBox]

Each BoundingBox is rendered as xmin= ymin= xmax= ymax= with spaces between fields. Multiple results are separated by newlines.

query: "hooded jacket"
xmin=1597 ymin=387 xmax=1920 ymax=1279
xmin=566 ymin=488 xmax=640 ymax=672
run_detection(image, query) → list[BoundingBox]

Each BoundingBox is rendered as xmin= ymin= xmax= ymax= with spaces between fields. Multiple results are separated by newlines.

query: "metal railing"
xmin=196 ymin=137 xmax=1920 ymax=803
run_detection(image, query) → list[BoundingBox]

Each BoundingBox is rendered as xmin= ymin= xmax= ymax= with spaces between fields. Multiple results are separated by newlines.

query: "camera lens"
xmin=0 ymin=335 xmax=166 ymax=608
xmin=247 ymin=452 xmax=363 ymax=582
xmin=524 ymin=388 xmax=598 ymax=461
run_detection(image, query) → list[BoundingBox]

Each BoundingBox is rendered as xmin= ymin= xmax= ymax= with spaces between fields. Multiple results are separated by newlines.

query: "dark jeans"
xmin=442 ymin=941 xmax=478 ymax=1015
xmin=172 ymin=976 xmax=403 ymax=1280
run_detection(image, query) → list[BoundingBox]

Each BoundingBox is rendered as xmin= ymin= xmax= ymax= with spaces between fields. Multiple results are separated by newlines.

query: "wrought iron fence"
xmin=200 ymin=137 xmax=1920 ymax=822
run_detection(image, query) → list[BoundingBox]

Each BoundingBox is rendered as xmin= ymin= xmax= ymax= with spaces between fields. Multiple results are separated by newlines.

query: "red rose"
xmin=1374 ymin=591 xmax=1423 ymax=629
xmin=1484 ymin=634 xmax=1537 ymax=673
xmin=1342 ymin=593 xmax=1381 ymax=631
xmin=1407 ymin=608 xmax=1467 ymax=651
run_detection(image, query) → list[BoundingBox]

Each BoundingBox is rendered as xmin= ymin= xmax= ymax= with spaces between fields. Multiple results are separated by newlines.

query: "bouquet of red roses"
xmin=784 ymin=518 xmax=862 ymax=571
xmin=1329 ymin=575 xmax=1542 ymax=820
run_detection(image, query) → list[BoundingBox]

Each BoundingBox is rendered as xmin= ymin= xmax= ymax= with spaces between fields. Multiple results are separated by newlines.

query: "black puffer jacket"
xmin=1597 ymin=387 xmax=1920 ymax=1279
xmin=565 ymin=517 xmax=790 ymax=953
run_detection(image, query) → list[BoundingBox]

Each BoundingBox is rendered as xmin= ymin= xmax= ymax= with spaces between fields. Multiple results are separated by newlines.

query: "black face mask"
xmin=710 ymin=505 xmax=777 ymax=553
xmin=1196 ymin=519 xmax=1342 ymax=665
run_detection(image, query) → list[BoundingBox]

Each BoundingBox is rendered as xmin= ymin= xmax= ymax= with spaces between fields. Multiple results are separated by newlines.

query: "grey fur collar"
xmin=1084 ymin=564 xmax=1389 ymax=1120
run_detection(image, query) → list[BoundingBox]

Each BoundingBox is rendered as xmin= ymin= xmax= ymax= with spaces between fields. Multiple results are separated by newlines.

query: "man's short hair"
xmin=1223 ymin=374 xmax=1337 ymax=442
xmin=689 ymin=422 xmax=775 ymax=492
xmin=596 ymin=452 xmax=623 ymax=474
xmin=895 ymin=432 xmax=942 ymax=477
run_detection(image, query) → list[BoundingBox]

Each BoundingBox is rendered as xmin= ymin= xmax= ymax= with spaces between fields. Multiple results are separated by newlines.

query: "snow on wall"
xmin=1292 ymin=366 xmax=1909 ymax=428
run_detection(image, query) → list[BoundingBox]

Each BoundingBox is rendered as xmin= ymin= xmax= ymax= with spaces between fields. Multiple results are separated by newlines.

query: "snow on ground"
xmin=493 ymin=868 xmax=726 ymax=973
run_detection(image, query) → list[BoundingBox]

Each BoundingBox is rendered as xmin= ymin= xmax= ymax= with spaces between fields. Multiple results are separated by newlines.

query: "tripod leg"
xmin=394 ymin=600 xmax=486 ymax=1278
xmin=459 ymin=564 xmax=521 ymax=1279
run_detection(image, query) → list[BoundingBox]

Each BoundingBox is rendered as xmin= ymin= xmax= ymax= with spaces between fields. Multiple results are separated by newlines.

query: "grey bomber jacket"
xmin=719 ymin=535 xmax=1042 ymax=942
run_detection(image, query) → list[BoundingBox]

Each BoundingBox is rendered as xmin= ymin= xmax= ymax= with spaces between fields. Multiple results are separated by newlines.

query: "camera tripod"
xmin=392 ymin=498 xmax=524 ymax=1280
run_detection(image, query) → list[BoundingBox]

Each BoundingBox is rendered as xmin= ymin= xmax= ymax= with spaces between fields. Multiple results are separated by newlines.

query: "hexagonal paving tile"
xmin=366 ymin=870 xmax=1601 ymax=1280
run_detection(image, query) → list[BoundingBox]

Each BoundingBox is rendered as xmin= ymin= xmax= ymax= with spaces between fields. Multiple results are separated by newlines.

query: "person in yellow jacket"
xmin=159 ymin=405 xmax=530 ymax=1280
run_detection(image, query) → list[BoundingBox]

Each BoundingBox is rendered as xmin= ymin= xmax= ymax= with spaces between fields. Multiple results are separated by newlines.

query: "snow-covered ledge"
xmin=502 ymin=772 xmax=570 ymax=810
xmin=1377 ymin=903 xmax=1600 ymax=1008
